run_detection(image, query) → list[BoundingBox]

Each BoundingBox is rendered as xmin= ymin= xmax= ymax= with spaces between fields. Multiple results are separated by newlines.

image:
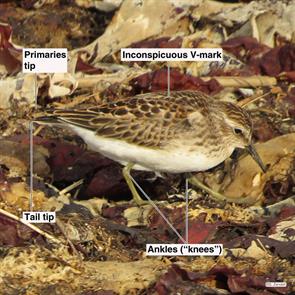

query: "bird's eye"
xmin=234 ymin=128 xmax=243 ymax=135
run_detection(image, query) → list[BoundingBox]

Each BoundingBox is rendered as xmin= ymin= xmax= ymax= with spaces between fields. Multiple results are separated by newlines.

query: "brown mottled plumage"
xmin=38 ymin=91 xmax=252 ymax=148
xmin=36 ymin=90 xmax=265 ymax=204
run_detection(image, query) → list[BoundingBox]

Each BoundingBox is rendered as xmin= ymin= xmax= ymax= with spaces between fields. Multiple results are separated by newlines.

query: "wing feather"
xmin=36 ymin=91 xmax=212 ymax=147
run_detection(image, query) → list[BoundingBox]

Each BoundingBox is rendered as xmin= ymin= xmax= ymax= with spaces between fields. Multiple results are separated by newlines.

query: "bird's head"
xmin=219 ymin=102 xmax=266 ymax=173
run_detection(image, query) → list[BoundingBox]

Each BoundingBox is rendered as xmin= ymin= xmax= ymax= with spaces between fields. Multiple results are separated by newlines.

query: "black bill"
xmin=247 ymin=143 xmax=267 ymax=173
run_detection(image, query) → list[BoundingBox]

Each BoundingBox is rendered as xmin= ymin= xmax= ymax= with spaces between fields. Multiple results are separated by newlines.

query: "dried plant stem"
xmin=203 ymin=76 xmax=277 ymax=88
xmin=58 ymin=179 xmax=84 ymax=196
xmin=237 ymin=91 xmax=271 ymax=108
xmin=33 ymin=125 xmax=44 ymax=136
xmin=0 ymin=208 xmax=62 ymax=244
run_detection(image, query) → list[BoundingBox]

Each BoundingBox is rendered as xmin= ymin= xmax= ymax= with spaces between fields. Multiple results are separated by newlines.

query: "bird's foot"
xmin=188 ymin=175 xmax=227 ymax=203
xmin=131 ymin=196 xmax=150 ymax=206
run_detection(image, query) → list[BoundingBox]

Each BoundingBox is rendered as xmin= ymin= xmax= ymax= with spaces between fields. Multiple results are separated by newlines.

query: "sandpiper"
xmin=35 ymin=90 xmax=266 ymax=204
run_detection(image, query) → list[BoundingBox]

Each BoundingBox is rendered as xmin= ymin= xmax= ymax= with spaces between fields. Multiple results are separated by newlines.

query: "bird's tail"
xmin=33 ymin=109 xmax=61 ymax=125
xmin=32 ymin=109 xmax=97 ymax=130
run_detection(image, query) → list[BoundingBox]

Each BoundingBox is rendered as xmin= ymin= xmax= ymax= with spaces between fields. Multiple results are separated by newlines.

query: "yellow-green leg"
xmin=122 ymin=163 xmax=146 ymax=206
xmin=188 ymin=175 xmax=227 ymax=203
xmin=188 ymin=175 xmax=253 ymax=204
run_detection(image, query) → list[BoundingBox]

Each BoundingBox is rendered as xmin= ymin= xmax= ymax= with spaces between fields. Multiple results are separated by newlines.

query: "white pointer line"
xmin=129 ymin=174 xmax=186 ymax=244
xmin=167 ymin=64 xmax=170 ymax=97
xmin=29 ymin=121 xmax=34 ymax=211
xmin=185 ymin=178 xmax=189 ymax=243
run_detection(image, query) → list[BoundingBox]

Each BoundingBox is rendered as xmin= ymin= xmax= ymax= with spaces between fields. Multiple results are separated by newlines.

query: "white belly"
xmin=71 ymin=126 xmax=227 ymax=173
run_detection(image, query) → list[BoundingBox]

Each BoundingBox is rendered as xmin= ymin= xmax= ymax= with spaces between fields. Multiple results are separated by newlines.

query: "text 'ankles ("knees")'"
xmin=22 ymin=212 xmax=56 ymax=223
xmin=146 ymin=244 xmax=223 ymax=256
xmin=22 ymin=48 xmax=68 ymax=73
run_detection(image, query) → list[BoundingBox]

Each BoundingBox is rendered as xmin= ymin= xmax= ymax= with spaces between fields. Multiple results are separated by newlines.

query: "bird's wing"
xmin=36 ymin=91 xmax=212 ymax=148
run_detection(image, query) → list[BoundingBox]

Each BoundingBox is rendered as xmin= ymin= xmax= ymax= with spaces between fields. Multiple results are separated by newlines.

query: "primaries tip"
xmin=32 ymin=112 xmax=60 ymax=124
